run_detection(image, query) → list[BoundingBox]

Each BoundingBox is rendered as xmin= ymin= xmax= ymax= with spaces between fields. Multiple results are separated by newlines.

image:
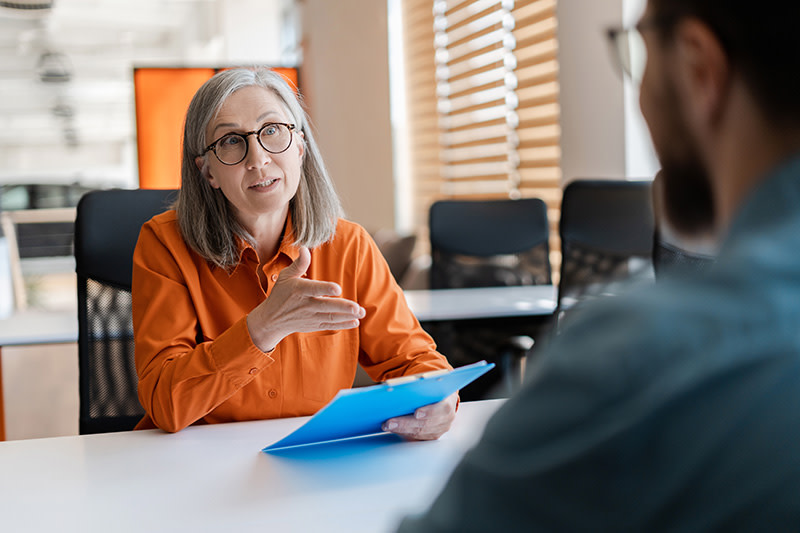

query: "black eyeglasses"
xmin=606 ymin=18 xmax=668 ymax=84
xmin=202 ymin=122 xmax=296 ymax=165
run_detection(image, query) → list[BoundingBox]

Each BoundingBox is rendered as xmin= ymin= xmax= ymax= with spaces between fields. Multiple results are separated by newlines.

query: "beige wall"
xmin=300 ymin=0 xmax=396 ymax=232
xmin=557 ymin=0 xmax=627 ymax=184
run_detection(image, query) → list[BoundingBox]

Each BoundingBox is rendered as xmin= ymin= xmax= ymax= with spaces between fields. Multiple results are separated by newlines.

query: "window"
xmin=399 ymin=0 xmax=562 ymax=267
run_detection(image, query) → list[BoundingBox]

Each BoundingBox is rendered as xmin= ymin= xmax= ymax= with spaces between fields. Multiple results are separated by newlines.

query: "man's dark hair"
xmin=650 ymin=0 xmax=800 ymax=127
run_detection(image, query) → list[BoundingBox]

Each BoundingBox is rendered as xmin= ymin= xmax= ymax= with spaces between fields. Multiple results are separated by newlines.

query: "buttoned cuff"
xmin=208 ymin=317 xmax=275 ymax=386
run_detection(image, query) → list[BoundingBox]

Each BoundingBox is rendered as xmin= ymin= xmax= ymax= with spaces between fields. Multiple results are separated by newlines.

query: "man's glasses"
xmin=202 ymin=122 xmax=296 ymax=166
xmin=606 ymin=24 xmax=648 ymax=85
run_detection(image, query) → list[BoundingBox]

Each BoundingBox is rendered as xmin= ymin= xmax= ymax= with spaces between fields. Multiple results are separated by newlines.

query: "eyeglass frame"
xmin=605 ymin=16 xmax=678 ymax=84
xmin=201 ymin=122 xmax=297 ymax=166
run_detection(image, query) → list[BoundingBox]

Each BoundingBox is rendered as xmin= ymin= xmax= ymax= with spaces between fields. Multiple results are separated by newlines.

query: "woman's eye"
xmin=220 ymin=135 xmax=242 ymax=146
xmin=263 ymin=125 xmax=278 ymax=136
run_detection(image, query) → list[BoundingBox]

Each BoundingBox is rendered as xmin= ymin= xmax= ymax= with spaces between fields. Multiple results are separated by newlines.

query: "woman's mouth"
xmin=250 ymin=178 xmax=278 ymax=189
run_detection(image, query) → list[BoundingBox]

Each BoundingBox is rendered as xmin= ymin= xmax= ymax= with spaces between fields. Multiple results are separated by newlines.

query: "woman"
xmin=131 ymin=68 xmax=456 ymax=437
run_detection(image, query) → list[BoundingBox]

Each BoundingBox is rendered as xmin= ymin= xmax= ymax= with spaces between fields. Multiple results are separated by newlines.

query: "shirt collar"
xmin=724 ymin=151 xmax=800 ymax=247
xmin=232 ymin=210 xmax=301 ymax=272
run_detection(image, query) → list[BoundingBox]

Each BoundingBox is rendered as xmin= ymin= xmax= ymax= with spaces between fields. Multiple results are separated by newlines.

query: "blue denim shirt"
xmin=399 ymin=154 xmax=800 ymax=532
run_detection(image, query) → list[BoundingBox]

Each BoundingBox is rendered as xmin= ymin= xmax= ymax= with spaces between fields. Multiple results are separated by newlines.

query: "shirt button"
xmin=271 ymin=274 xmax=278 ymax=282
xmin=268 ymin=389 xmax=278 ymax=399
xmin=249 ymin=368 xmax=258 ymax=375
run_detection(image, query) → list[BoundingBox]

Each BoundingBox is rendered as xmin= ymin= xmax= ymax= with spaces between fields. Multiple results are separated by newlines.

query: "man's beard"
xmin=660 ymin=151 xmax=715 ymax=236
xmin=655 ymin=83 xmax=716 ymax=237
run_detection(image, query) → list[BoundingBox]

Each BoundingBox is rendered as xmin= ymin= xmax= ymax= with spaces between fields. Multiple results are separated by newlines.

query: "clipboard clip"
xmin=383 ymin=368 xmax=452 ymax=388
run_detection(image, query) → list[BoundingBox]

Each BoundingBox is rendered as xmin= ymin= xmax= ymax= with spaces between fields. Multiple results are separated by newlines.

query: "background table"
xmin=0 ymin=398 xmax=503 ymax=532
xmin=0 ymin=310 xmax=78 ymax=441
xmin=405 ymin=285 xmax=557 ymax=399
xmin=404 ymin=285 xmax=557 ymax=322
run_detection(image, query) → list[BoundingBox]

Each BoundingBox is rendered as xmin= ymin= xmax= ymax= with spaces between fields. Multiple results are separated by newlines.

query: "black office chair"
xmin=558 ymin=179 xmax=655 ymax=320
xmin=74 ymin=188 xmax=177 ymax=434
xmin=428 ymin=198 xmax=552 ymax=399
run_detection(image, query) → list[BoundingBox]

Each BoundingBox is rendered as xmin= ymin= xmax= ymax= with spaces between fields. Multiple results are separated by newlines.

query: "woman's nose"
xmin=244 ymin=134 xmax=271 ymax=168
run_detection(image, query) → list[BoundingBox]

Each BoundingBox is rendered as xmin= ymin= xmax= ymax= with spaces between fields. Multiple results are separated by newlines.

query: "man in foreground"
xmin=398 ymin=0 xmax=800 ymax=530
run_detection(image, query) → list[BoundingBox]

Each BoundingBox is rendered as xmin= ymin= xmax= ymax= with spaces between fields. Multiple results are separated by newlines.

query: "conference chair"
xmin=74 ymin=188 xmax=177 ymax=434
xmin=558 ymin=179 xmax=655 ymax=321
xmin=428 ymin=198 xmax=552 ymax=399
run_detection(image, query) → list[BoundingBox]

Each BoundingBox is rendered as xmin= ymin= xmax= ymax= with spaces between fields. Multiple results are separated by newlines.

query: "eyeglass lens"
xmin=615 ymin=28 xmax=647 ymax=84
xmin=214 ymin=123 xmax=292 ymax=165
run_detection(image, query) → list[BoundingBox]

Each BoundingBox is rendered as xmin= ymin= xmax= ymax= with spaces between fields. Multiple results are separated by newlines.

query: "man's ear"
xmin=196 ymin=156 xmax=219 ymax=188
xmin=673 ymin=18 xmax=731 ymax=130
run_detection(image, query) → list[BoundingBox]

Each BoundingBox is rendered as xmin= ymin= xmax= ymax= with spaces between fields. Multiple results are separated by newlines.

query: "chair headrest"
xmin=75 ymin=189 xmax=177 ymax=289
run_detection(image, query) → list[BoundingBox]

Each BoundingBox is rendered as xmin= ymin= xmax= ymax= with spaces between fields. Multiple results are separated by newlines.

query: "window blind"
xmin=400 ymin=0 xmax=562 ymax=270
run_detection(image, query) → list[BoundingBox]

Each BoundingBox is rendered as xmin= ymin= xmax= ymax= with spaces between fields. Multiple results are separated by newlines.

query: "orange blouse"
xmin=131 ymin=211 xmax=451 ymax=432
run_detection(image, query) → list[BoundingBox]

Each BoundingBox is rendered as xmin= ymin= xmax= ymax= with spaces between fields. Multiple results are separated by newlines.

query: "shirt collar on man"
xmin=723 ymin=151 xmax=800 ymax=250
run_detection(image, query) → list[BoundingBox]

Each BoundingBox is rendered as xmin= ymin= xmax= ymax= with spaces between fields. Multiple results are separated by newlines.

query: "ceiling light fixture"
xmin=0 ymin=1 xmax=53 ymax=10
xmin=36 ymin=50 xmax=72 ymax=83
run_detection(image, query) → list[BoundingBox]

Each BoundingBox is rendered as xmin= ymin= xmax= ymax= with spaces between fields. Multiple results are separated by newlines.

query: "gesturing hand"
xmin=246 ymin=247 xmax=365 ymax=352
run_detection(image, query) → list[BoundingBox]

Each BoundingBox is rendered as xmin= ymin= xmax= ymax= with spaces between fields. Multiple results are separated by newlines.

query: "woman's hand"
xmin=381 ymin=392 xmax=458 ymax=441
xmin=247 ymin=247 xmax=365 ymax=352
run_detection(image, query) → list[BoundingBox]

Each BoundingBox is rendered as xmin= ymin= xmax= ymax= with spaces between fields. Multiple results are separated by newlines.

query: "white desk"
xmin=0 ymin=398 xmax=503 ymax=532
xmin=0 ymin=309 xmax=77 ymax=346
xmin=404 ymin=285 xmax=557 ymax=322
xmin=0 ymin=310 xmax=78 ymax=441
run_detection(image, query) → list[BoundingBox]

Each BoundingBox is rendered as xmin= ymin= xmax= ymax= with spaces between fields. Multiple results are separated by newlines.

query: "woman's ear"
xmin=196 ymin=155 xmax=219 ymax=188
xmin=296 ymin=130 xmax=305 ymax=160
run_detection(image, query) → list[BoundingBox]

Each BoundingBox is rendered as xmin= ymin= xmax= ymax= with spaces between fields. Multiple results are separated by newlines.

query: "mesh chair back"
xmin=558 ymin=180 xmax=655 ymax=310
xmin=430 ymin=198 xmax=551 ymax=289
xmin=74 ymin=188 xmax=177 ymax=434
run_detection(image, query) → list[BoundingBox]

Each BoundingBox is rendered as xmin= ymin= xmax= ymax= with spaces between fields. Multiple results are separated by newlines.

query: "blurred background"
xmin=0 ymin=0 xmax=656 ymax=439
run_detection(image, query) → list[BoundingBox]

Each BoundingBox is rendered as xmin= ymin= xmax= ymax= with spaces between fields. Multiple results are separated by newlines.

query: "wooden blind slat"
xmin=446 ymin=11 xmax=503 ymax=48
xmin=442 ymin=161 xmax=509 ymax=179
xmin=512 ymin=0 xmax=557 ymax=13
xmin=445 ymin=76 xmax=505 ymax=99
xmin=445 ymin=91 xmax=506 ymax=116
xmin=514 ymin=43 xmax=558 ymax=66
xmin=519 ymin=124 xmax=560 ymax=138
xmin=439 ymin=107 xmax=506 ymax=130
xmin=445 ymin=53 xmax=506 ymax=80
xmin=441 ymin=123 xmax=507 ymax=146
xmin=518 ymin=166 xmax=562 ymax=181
xmin=516 ymin=81 xmax=559 ymax=100
xmin=445 ymin=34 xmax=504 ymax=66
xmin=442 ymin=142 xmax=510 ymax=163
xmin=443 ymin=1 xmax=501 ymax=32
xmin=515 ymin=61 xmax=559 ymax=85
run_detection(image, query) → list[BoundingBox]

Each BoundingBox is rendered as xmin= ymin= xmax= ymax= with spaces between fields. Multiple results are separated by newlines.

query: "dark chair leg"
xmin=500 ymin=335 xmax=534 ymax=396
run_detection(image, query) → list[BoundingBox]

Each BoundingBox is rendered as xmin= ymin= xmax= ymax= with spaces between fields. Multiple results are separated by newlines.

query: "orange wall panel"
xmin=134 ymin=68 xmax=215 ymax=190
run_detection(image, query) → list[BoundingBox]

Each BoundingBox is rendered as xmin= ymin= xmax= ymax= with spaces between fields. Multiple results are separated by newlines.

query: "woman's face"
xmin=197 ymin=85 xmax=304 ymax=232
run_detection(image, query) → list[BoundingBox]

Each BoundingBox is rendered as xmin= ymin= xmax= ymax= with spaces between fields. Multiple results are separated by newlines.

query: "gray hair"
xmin=175 ymin=68 xmax=343 ymax=269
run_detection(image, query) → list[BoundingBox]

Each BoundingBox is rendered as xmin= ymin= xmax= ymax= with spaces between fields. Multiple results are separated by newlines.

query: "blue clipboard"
xmin=262 ymin=360 xmax=495 ymax=452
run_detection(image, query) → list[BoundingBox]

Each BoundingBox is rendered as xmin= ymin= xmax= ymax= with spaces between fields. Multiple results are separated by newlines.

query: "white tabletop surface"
xmin=404 ymin=285 xmax=557 ymax=321
xmin=0 ymin=309 xmax=78 ymax=346
xmin=0 ymin=399 xmax=504 ymax=532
